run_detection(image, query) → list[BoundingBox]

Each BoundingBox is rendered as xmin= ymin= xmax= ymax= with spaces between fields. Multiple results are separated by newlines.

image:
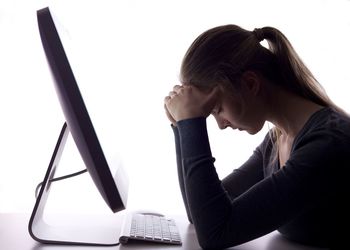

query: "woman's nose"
xmin=214 ymin=116 xmax=229 ymax=130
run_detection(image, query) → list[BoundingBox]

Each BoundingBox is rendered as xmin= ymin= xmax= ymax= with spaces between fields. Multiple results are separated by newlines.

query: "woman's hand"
xmin=164 ymin=103 xmax=177 ymax=126
xmin=164 ymin=85 xmax=220 ymax=124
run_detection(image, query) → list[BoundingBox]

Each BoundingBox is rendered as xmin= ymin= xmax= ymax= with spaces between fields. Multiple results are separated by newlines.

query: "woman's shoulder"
xmin=295 ymin=107 xmax=350 ymax=149
xmin=304 ymin=107 xmax=350 ymax=133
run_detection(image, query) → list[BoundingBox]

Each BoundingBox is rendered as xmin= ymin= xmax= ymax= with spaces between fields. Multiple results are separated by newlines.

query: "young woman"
xmin=164 ymin=25 xmax=349 ymax=249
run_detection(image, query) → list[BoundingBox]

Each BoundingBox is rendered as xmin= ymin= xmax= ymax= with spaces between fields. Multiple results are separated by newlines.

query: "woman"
xmin=164 ymin=25 xmax=349 ymax=249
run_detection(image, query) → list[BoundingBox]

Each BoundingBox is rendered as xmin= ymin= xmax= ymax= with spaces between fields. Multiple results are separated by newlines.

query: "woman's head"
xmin=180 ymin=24 xmax=344 ymax=134
xmin=181 ymin=25 xmax=330 ymax=104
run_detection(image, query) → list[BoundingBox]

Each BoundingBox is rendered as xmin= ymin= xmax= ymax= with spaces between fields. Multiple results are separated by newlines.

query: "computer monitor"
xmin=28 ymin=7 xmax=129 ymax=246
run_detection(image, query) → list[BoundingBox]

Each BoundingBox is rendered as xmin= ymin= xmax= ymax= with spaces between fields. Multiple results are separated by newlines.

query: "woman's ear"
xmin=241 ymin=71 xmax=261 ymax=96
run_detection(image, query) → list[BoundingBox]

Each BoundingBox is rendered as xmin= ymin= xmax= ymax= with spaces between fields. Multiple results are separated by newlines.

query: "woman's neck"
xmin=266 ymin=90 xmax=324 ymax=139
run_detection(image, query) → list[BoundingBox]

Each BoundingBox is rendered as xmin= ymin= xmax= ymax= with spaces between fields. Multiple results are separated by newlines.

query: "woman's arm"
xmin=172 ymin=124 xmax=193 ymax=223
xmin=172 ymin=121 xmax=266 ymax=224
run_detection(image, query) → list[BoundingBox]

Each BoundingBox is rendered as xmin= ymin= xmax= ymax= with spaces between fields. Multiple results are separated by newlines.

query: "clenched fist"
xmin=164 ymin=85 xmax=220 ymax=125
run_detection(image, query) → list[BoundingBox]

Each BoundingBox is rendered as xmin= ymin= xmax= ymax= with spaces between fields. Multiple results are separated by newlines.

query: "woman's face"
xmin=211 ymin=85 xmax=266 ymax=135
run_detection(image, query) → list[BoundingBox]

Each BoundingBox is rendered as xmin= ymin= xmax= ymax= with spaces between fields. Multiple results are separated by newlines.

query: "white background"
xmin=0 ymin=0 xmax=349 ymax=216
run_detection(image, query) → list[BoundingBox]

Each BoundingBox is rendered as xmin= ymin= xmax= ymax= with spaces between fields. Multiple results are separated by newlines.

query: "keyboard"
xmin=119 ymin=213 xmax=182 ymax=245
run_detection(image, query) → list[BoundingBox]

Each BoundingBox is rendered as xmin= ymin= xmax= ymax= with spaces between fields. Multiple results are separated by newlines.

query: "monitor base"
xmin=30 ymin=212 xmax=123 ymax=246
xmin=28 ymin=123 xmax=123 ymax=246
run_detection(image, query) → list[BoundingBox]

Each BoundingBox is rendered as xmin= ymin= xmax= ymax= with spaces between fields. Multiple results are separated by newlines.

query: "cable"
xmin=35 ymin=169 xmax=88 ymax=198
xmin=33 ymin=169 xmax=121 ymax=247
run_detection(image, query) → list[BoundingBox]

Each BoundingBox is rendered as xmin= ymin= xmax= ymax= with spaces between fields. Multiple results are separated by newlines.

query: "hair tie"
xmin=253 ymin=28 xmax=264 ymax=42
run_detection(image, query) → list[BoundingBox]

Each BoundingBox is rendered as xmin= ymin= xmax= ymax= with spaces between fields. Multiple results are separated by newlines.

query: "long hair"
xmin=180 ymin=24 xmax=345 ymax=157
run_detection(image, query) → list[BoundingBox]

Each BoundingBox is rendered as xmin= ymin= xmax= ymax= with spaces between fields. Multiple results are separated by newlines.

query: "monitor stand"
xmin=28 ymin=123 xmax=123 ymax=246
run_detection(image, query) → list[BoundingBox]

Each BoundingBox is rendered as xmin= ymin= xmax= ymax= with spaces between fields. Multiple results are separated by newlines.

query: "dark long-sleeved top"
xmin=172 ymin=107 xmax=349 ymax=249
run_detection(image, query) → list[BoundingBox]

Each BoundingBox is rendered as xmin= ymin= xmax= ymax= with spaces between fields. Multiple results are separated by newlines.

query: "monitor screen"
xmin=36 ymin=7 xmax=128 ymax=213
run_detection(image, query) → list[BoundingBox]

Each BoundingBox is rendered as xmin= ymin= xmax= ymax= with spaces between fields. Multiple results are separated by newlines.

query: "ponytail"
xmin=251 ymin=27 xmax=347 ymax=155
xmin=252 ymin=26 xmax=344 ymax=114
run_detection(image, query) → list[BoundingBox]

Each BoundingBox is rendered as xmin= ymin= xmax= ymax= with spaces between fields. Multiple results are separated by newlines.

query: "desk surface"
xmin=0 ymin=213 xmax=328 ymax=250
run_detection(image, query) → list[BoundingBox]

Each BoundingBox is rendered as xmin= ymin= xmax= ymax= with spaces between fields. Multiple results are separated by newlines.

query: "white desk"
xmin=0 ymin=213 xmax=328 ymax=250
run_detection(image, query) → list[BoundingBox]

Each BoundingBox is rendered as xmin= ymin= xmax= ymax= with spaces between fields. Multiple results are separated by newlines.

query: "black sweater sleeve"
xmin=172 ymin=120 xmax=266 ymax=224
xmin=172 ymin=117 xmax=271 ymax=248
xmin=172 ymin=124 xmax=193 ymax=223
